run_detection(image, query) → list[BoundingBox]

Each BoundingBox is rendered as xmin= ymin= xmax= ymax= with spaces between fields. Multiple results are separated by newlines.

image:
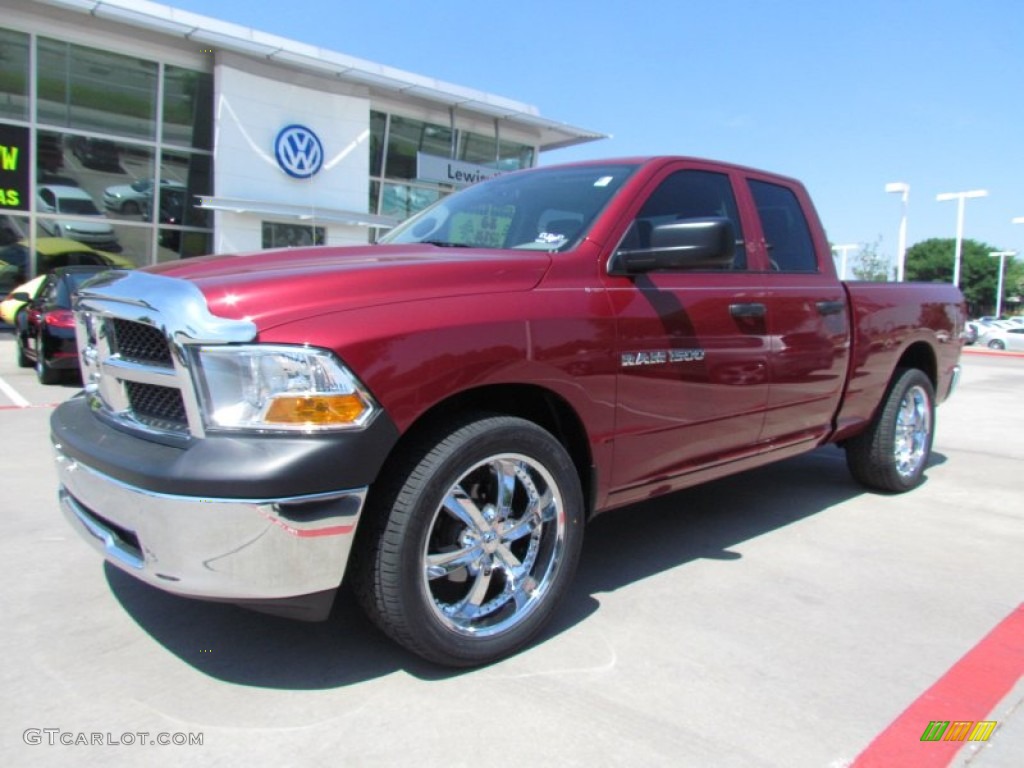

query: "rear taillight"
xmin=44 ymin=310 xmax=76 ymax=329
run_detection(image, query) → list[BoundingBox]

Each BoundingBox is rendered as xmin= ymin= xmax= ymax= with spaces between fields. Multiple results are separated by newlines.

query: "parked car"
xmin=147 ymin=186 xmax=188 ymax=249
xmin=15 ymin=266 xmax=116 ymax=383
xmin=0 ymin=274 xmax=46 ymax=328
xmin=37 ymin=185 xmax=120 ymax=251
xmin=69 ymin=137 xmax=120 ymax=171
xmin=978 ymin=327 xmax=1024 ymax=351
xmin=103 ymin=178 xmax=185 ymax=215
xmin=0 ymin=237 xmax=133 ymax=296
xmin=963 ymin=322 xmax=979 ymax=345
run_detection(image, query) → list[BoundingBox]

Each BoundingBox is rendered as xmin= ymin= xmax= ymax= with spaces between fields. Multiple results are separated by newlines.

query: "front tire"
xmin=845 ymin=368 xmax=935 ymax=492
xmin=988 ymin=339 xmax=1006 ymax=350
xmin=352 ymin=413 xmax=584 ymax=667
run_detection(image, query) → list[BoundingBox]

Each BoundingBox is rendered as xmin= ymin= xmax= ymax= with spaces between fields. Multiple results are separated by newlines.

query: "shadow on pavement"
xmin=107 ymin=444 xmax=911 ymax=689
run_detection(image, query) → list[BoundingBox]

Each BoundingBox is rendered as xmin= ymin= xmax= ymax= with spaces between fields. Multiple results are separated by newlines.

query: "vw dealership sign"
xmin=275 ymin=124 xmax=324 ymax=178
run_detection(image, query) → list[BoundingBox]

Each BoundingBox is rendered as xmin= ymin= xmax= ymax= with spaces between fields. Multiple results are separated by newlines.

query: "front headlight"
xmin=192 ymin=345 xmax=377 ymax=432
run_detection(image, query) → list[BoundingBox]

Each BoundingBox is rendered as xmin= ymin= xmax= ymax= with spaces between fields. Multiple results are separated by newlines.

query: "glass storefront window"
xmin=380 ymin=182 xmax=441 ymax=220
xmin=160 ymin=150 xmax=211 ymax=228
xmin=370 ymin=111 xmax=386 ymax=178
xmin=458 ymin=131 xmax=533 ymax=171
xmin=384 ymin=116 xmax=452 ymax=180
xmin=261 ymin=222 xmax=325 ymax=248
xmin=37 ymin=38 xmax=158 ymax=140
xmin=158 ymin=229 xmax=212 ymax=261
xmin=459 ymin=131 xmax=497 ymax=166
xmin=163 ymin=65 xmax=213 ymax=150
xmin=1 ymin=28 xmax=214 ymax=270
xmin=0 ymin=29 xmax=29 ymax=121
xmin=498 ymin=139 xmax=534 ymax=171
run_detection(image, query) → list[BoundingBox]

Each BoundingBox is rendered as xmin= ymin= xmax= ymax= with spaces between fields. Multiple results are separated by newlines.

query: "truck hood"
xmin=146 ymin=244 xmax=551 ymax=330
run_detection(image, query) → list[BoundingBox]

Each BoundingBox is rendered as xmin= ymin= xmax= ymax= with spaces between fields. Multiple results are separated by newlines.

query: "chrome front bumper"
xmin=55 ymin=443 xmax=366 ymax=605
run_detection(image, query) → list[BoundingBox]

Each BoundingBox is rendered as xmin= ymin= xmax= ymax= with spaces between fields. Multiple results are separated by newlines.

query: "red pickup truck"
xmin=52 ymin=156 xmax=965 ymax=667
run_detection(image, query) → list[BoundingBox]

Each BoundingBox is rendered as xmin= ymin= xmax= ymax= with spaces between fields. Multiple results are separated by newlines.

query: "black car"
xmin=69 ymin=136 xmax=121 ymax=171
xmin=15 ymin=266 xmax=114 ymax=384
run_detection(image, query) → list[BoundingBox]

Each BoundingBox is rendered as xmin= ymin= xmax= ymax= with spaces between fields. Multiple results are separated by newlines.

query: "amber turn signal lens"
xmin=263 ymin=394 xmax=369 ymax=425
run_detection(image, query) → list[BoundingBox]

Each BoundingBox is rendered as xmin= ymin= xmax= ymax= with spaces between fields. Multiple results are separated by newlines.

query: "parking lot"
xmin=0 ymin=333 xmax=1020 ymax=768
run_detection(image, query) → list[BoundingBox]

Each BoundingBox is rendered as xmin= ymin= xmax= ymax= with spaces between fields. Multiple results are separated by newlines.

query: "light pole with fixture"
xmin=936 ymin=189 xmax=988 ymax=287
xmin=988 ymin=251 xmax=1015 ymax=318
xmin=831 ymin=243 xmax=859 ymax=280
xmin=885 ymin=182 xmax=909 ymax=281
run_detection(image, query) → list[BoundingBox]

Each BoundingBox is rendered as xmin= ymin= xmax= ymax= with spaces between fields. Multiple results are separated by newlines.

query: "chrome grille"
xmin=110 ymin=318 xmax=173 ymax=366
xmin=72 ymin=270 xmax=258 ymax=441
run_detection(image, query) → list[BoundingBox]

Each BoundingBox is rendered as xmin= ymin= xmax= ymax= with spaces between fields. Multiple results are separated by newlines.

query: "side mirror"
xmin=609 ymin=217 xmax=736 ymax=275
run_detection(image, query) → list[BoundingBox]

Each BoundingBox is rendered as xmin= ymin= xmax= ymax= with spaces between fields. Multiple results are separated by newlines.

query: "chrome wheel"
xmin=845 ymin=368 xmax=935 ymax=492
xmin=352 ymin=414 xmax=584 ymax=666
xmin=422 ymin=454 xmax=567 ymax=637
xmin=893 ymin=384 xmax=931 ymax=478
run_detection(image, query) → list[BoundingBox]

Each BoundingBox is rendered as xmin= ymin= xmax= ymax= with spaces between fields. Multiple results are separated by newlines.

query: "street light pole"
xmin=988 ymin=251 xmax=1015 ymax=318
xmin=885 ymin=182 xmax=909 ymax=281
xmin=831 ymin=243 xmax=859 ymax=280
xmin=936 ymin=189 xmax=988 ymax=287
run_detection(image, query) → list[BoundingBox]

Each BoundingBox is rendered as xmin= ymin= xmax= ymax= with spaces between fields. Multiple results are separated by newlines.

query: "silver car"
xmin=37 ymin=185 xmax=119 ymax=250
xmin=103 ymin=178 xmax=185 ymax=215
xmin=978 ymin=326 xmax=1024 ymax=351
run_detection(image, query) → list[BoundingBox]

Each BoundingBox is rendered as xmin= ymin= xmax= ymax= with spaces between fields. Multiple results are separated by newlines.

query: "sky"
xmin=166 ymin=0 xmax=1024 ymax=271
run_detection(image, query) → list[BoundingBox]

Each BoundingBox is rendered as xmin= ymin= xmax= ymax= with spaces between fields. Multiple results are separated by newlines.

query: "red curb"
xmin=851 ymin=604 xmax=1024 ymax=767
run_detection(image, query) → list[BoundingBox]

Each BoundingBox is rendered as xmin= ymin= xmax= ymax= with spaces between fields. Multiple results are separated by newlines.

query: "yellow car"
xmin=1 ymin=274 xmax=45 ymax=328
xmin=0 ymin=237 xmax=133 ymax=294
xmin=0 ymin=238 xmax=133 ymax=327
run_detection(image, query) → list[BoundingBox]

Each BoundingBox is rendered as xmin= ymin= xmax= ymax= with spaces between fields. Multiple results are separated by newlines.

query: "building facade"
xmin=1 ymin=0 xmax=602 ymax=284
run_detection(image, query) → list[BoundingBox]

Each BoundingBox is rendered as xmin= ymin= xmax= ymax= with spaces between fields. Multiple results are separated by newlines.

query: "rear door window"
xmin=748 ymin=179 xmax=817 ymax=272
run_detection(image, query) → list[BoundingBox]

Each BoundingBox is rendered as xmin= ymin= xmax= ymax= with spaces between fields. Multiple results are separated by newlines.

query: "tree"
xmin=904 ymin=238 xmax=1024 ymax=316
xmin=851 ymin=237 xmax=892 ymax=281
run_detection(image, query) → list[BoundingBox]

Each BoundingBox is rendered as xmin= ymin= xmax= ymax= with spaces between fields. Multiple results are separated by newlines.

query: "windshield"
xmin=379 ymin=163 xmax=640 ymax=251
xmin=58 ymin=197 xmax=102 ymax=216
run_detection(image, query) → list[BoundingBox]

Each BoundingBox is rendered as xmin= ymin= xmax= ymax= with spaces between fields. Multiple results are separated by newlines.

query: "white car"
xmin=103 ymin=178 xmax=185 ymax=215
xmin=978 ymin=326 xmax=1024 ymax=351
xmin=36 ymin=185 xmax=119 ymax=249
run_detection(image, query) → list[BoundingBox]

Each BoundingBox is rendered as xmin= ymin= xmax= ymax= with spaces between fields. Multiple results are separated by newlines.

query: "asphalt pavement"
xmin=0 ymin=333 xmax=1020 ymax=768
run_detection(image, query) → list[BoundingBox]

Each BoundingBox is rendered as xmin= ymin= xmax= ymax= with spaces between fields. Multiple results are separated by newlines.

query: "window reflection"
xmin=158 ymin=229 xmax=211 ymax=261
xmin=0 ymin=29 xmax=29 ymax=121
xmin=385 ymin=116 xmax=452 ymax=179
xmin=37 ymin=38 xmax=158 ymax=140
xmin=163 ymin=65 xmax=213 ymax=150
xmin=380 ymin=183 xmax=440 ymax=220
xmin=262 ymin=222 xmax=325 ymax=248
xmin=369 ymin=110 xmax=536 ymax=234
xmin=161 ymin=150 xmax=211 ymax=228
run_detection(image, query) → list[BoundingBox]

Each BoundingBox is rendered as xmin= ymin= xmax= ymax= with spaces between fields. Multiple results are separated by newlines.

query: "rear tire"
xmin=351 ymin=413 xmax=584 ymax=667
xmin=845 ymin=368 xmax=935 ymax=492
xmin=16 ymin=328 xmax=31 ymax=368
xmin=35 ymin=332 xmax=62 ymax=385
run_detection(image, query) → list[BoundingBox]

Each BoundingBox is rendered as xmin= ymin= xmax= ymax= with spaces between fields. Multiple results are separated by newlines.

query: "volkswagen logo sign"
xmin=274 ymin=124 xmax=324 ymax=179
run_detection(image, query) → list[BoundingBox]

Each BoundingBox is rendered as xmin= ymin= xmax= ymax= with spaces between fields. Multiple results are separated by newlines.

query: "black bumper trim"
xmin=51 ymin=395 xmax=399 ymax=499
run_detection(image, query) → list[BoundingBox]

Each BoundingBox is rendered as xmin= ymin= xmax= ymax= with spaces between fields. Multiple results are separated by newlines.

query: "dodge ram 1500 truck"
xmin=52 ymin=156 xmax=965 ymax=667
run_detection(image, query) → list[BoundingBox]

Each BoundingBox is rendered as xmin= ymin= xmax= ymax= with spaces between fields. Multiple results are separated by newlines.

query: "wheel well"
xmin=393 ymin=385 xmax=596 ymax=517
xmin=895 ymin=341 xmax=937 ymax=389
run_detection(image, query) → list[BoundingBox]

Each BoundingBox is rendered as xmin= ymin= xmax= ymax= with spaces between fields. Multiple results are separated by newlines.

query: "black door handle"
xmin=730 ymin=302 xmax=766 ymax=319
xmin=816 ymin=300 xmax=846 ymax=316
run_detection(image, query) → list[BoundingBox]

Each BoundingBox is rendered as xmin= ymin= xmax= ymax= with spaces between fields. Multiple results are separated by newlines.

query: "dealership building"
xmin=1 ymin=0 xmax=603 ymax=275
